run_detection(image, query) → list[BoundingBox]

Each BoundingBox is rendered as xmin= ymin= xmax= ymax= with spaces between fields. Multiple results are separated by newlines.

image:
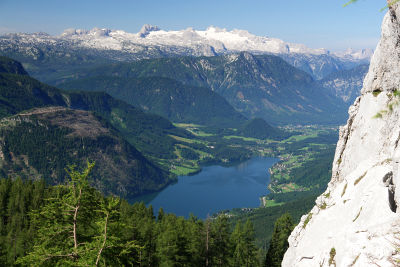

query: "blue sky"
xmin=0 ymin=0 xmax=386 ymax=51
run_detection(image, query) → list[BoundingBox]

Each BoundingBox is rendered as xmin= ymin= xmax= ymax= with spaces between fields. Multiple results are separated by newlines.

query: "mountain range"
xmin=61 ymin=76 xmax=248 ymax=127
xmin=58 ymin=25 xmax=371 ymax=59
xmin=57 ymin=52 xmax=349 ymax=124
xmin=0 ymin=56 xmax=287 ymax=197
xmin=317 ymin=64 xmax=369 ymax=104
xmin=0 ymin=25 xmax=372 ymax=80
xmin=0 ymin=26 xmax=372 ymax=126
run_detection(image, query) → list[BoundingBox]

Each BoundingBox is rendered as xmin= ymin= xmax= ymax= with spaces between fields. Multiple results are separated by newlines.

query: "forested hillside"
xmin=0 ymin=56 xmax=278 ymax=195
xmin=0 ymin=107 xmax=171 ymax=198
xmin=0 ymin=56 xmax=189 ymax=159
xmin=0 ymin=165 xmax=262 ymax=266
xmin=0 ymin=56 xmax=197 ymax=197
xmin=61 ymin=76 xmax=247 ymax=127
xmin=238 ymin=118 xmax=286 ymax=140
xmin=56 ymin=53 xmax=347 ymax=124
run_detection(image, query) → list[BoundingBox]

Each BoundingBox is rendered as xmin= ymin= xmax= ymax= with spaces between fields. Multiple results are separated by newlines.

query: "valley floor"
xmin=157 ymin=123 xmax=339 ymax=250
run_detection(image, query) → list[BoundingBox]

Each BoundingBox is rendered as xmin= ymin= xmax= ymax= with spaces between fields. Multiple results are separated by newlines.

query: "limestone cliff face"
xmin=282 ymin=5 xmax=400 ymax=267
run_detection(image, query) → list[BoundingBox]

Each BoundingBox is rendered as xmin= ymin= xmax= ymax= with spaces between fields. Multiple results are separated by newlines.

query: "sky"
xmin=0 ymin=0 xmax=387 ymax=51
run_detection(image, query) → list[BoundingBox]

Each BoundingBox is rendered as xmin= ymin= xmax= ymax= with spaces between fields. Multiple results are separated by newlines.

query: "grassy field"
xmin=266 ymin=125 xmax=338 ymax=195
xmin=170 ymin=164 xmax=199 ymax=176
xmin=173 ymin=123 xmax=216 ymax=137
xmin=281 ymin=132 xmax=318 ymax=143
xmin=223 ymin=135 xmax=263 ymax=142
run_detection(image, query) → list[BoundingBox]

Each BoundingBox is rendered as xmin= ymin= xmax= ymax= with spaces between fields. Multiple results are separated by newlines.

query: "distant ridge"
xmin=61 ymin=76 xmax=247 ymax=127
xmin=0 ymin=25 xmax=372 ymax=80
xmin=57 ymin=25 xmax=372 ymax=60
xmin=58 ymin=53 xmax=347 ymax=125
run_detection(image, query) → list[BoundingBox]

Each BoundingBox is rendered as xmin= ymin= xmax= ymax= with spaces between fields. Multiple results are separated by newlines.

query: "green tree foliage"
xmin=230 ymin=220 xmax=259 ymax=267
xmin=0 ymin=163 xmax=262 ymax=266
xmin=16 ymin=162 xmax=139 ymax=266
xmin=288 ymin=148 xmax=334 ymax=188
xmin=0 ymin=59 xmax=188 ymax=161
xmin=265 ymin=213 xmax=294 ymax=267
xmin=179 ymin=147 xmax=200 ymax=160
xmin=228 ymin=193 xmax=318 ymax=250
xmin=238 ymin=118 xmax=288 ymax=140
xmin=54 ymin=52 xmax=345 ymax=125
xmin=0 ymin=177 xmax=46 ymax=265
xmin=0 ymin=56 xmax=28 ymax=75
xmin=242 ymin=220 xmax=258 ymax=266
xmin=62 ymin=76 xmax=247 ymax=128
xmin=344 ymin=0 xmax=400 ymax=10
xmin=209 ymin=216 xmax=231 ymax=266
xmin=0 ymin=110 xmax=169 ymax=198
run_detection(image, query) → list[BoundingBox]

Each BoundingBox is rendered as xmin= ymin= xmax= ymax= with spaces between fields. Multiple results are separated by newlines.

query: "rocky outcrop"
xmin=282 ymin=4 xmax=400 ymax=267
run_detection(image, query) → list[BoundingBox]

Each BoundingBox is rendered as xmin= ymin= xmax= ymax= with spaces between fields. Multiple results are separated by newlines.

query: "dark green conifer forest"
xmin=0 ymin=163 xmax=264 ymax=266
xmin=264 ymin=213 xmax=294 ymax=267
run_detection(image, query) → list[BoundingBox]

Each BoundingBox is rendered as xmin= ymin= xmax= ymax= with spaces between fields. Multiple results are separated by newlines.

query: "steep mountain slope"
xmin=0 ymin=56 xmax=284 ymax=178
xmin=58 ymin=52 xmax=346 ymax=124
xmin=64 ymin=90 xmax=189 ymax=160
xmin=0 ymin=57 xmax=66 ymax=117
xmin=0 ymin=26 xmax=371 ymax=81
xmin=0 ymin=56 xmax=188 ymax=160
xmin=0 ymin=57 xmax=199 ymax=197
xmin=0 ymin=36 xmax=117 ymax=84
xmin=317 ymin=64 xmax=369 ymax=104
xmin=0 ymin=56 xmax=28 ymax=75
xmin=280 ymin=53 xmax=368 ymax=80
xmin=283 ymin=5 xmax=400 ymax=266
xmin=0 ymin=107 xmax=169 ymax=198
xmin=61 ymin=76 xmax=247 ymax=127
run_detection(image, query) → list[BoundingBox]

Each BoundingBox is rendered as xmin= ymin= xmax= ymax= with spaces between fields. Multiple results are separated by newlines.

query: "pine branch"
xmin=343 ymin=0 xmax=400 ymax=10
xmin=43 ymin=252 xmax=78 ymax=262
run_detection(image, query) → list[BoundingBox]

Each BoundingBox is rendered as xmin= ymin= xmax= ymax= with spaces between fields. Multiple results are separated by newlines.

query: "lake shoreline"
xmin=134 ymin=156 xmax=280 ymax=219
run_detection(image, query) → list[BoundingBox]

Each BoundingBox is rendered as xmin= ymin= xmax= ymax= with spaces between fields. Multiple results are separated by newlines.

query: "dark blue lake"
xmin=135 ymin=157 xmax=279 ymax=219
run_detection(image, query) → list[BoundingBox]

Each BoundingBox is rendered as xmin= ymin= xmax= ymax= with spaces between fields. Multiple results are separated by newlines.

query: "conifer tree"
xmin=16 ymin=162 xmax=139 ymax=266
xmin=210 ymin=215 xmax=231 ymax=267
xmin=186 ymin=214 xmax=205 ymax=266
xmin=157 ymin=207 xmax=165 ymax=222
xmin=230 ymin=221 xmax=246 ymax=267
xmin=242 ymin=219 xmax=258 ymax=267
xmin=265 ymin=213 xmax=294 ymax=267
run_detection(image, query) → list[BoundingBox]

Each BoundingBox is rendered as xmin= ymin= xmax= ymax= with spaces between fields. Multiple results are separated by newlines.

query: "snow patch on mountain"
xmin=333 ymin=48 xmax=374 ymax=61
xmin=0 ymin=25 xmax=373 ymax=80
xmin=1 ymin=25 xmax=371 ymax=62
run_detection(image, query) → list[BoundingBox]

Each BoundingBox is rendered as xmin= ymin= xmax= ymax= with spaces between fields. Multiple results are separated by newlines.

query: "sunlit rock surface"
xmin=283 ymin=4 xmax=400 ymax=267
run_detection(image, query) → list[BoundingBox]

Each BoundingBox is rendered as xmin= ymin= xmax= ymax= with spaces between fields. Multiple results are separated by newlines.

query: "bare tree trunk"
xmin=205 ymin=218 xmax=210 ymax=267
xmin=96 ymin=212 xmax=109 ymax=266
xmin=73 ymin=187 xmax=82 ymax=251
